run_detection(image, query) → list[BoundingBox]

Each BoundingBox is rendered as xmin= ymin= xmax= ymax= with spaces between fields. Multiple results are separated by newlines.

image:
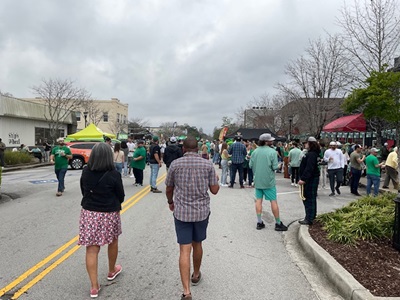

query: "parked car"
xmin=66 ymin=142 xmax=97 ymax=170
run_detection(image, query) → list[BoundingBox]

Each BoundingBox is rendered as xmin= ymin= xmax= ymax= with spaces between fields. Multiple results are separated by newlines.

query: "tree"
xmin=80 ymin=99 xmax=103 ymax=126
xmin=32 ymin=78 xmax=92 ymax=141
xmin=276 ymin=35 xmax=350 ymax=137
xmin=343 ymin=69 xmax=400 ymax=146
xmin=337 ymin=0 xmax=400 ymax=83
xmin=0 ymin=90 xmax=13 ymax=97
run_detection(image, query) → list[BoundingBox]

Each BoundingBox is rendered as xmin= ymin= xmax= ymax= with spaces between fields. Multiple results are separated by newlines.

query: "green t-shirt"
xmin=130 ymin=146 xmax=147 ymax=170
xmin=51 ymin=145 xmax=71 ymax=170
xmin=365 ymin=154 xmax=380 ymax=176
xmin=288 ymin=147 xmax=302 ymax=167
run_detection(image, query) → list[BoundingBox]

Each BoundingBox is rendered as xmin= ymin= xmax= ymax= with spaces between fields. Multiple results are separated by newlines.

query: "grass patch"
xmin=316 ymin=193 xmax=396 ymax=245
xmin=4 ymin=150 xmax=33 ymax=165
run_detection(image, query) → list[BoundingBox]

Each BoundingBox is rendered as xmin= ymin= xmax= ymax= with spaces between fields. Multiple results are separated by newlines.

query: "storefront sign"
xmin=8 ymin=132 xmax=20 ymax=145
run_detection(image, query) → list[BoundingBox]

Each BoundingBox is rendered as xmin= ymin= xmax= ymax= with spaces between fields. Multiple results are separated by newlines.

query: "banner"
xmin=219 ymin=126 xmax=229 ymax=141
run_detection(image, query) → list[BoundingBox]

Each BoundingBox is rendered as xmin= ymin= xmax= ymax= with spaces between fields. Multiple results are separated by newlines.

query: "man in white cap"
xmin=323 ymin=141 xmax=345 ymax=196
xmin=249 ymin=133 xmax=288 ymax=231
xmin=380 ymin=142 xmax=389 ymax=162
xmin=50 ymin=138 xmax=72 ymax=196
xmin=163 ymin=136 xmax=183 ymax=170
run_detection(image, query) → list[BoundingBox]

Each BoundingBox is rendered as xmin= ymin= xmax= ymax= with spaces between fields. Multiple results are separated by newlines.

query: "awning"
xmin=323 ymin=113 xmax=366 ymax=132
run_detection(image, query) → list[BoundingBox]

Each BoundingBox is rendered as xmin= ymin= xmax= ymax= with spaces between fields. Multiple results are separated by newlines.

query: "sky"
xmin=0 ymin=0 xmax=344 ymax=135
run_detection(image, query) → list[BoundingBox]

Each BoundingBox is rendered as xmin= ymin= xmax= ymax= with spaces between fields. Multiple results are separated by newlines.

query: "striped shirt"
xmin=165 ymin=152 xmax=218 ymax=222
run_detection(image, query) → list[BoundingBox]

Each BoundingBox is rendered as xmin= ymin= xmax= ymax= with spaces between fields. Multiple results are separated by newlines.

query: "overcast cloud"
xmin=0 ymin=0 xmax=344 ymax=134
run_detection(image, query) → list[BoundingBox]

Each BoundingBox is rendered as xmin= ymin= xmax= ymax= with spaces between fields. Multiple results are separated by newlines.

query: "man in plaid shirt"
xmin=228 ymin=135 xmax=247 ymax=188
xmin=166 ymin=137 xmax=220 ymax=300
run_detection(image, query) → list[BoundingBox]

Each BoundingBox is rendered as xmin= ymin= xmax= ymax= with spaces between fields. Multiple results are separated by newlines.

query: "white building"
xmin=0 ymin=95 xmax=75 ymax=147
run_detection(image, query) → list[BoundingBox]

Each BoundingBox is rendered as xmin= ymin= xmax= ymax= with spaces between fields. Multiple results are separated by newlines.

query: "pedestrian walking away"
xmin=298 ymin=137 xmax=320 ymax=225
xmin=228 ymin=135 xmax=247 ymax=188
xmin=366 ymin=148 xmax=385 ymax=196
xmin=349 ymin=144 xmax=365 ymax=196
xmin=249 ymin=133 xmax=288 ymax=231
xmin=163 ymin=136 xmax=183 ymax=170
xmin=130 ymin=140 xmax=146 ymax=186
xmin=78 ymin=143 xmax=125 ymax=298
xmin=165 ymin=137 xmax=219 ymax=300
xmin=288 ymin=142 xmax=302 ymax=187
xmin=50 ymin=138 xmax=72 ymax=196
xmin=149 ymin=136 xmax=163 ymax=193
xmin=382 ymin=147 xmax=399 ymax=190
xmin=323 ymin=141 xmax=345 ymax=196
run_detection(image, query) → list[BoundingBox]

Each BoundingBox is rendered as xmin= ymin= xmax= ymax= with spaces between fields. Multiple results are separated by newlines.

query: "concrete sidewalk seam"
xmin=297 ymin=225 xmax=392 ymax=300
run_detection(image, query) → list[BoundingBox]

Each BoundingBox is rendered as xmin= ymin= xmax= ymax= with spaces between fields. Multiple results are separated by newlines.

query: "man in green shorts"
xmin=250 ymin=133 xmax=288 ymax=231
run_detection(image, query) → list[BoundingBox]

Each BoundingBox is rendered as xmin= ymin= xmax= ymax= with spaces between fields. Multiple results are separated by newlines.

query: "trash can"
xmin=393 ymin=195 xmax=400 ymax=251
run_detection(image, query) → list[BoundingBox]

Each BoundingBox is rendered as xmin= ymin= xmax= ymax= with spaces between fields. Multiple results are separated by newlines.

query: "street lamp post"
xmin=288 ymin=115 xmax=293 ymax=141
xmin=83 ymin=111 xmax=88 ymax=128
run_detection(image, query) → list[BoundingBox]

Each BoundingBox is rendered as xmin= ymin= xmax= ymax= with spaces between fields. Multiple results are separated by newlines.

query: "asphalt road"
xmin=0 ymin=165 xmax=355 ymax=300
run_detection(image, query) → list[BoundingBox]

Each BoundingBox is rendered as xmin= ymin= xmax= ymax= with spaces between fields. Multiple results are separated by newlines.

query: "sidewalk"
xmin=2 ymin=162 xmax=52 ymax=173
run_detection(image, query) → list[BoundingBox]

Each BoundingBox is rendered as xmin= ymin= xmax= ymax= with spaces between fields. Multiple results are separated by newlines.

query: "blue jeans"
xmin=350 ymin=167 xmax=362 ymax=194
xmin=213 ymin=152 xmax=220 ymax=164
xmin=150 ymin=163 xmax=160 ymax=188
xmin=366 ymin=174 xmax=380 ymax=196
xmin=55 ymin=168 xmax=67 ymax=192
xmin=230 ymin=163 xmax=244 ymax=186
xmin=114 ymin=162 xmax=123 ymax=174
xmin=123 ymin=161 xmax=128 ymax=176
xmin=220 ymin=159 xmax=229 ymax=185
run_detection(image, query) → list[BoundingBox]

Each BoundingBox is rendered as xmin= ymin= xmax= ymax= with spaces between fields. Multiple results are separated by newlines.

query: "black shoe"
xmin=382 ymin=186 xmax=389 ymax=189
xmin=335 ymin=188 xmax=341 ymax=195
xmin=256 ymin=222 xmax=265 ymax=230
xmin=329 ymin=193 xmax=335 ymax=196
xmin=275 ymin=222 xmax=288 ymax=231
xmin=240 ymin=185 xmax=245 ymax=189
xmin=152 ymin=188 xmax=162 ymax=193
xmin=298 ymin=219 xmax=313 ymax=225
xmin=228 ymin=185 xmax=233 ymax=188
xmin=354 ymin=192 xmax=362 ymax=196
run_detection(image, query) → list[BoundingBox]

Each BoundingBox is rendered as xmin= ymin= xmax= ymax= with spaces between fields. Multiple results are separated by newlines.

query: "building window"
xmin=117 ymin=113 xmax=120 ymax=123
xmin=76 ymin=111 xmax=81 ymax=122
xmin=103 ymin=112 xmax=109 ymax=122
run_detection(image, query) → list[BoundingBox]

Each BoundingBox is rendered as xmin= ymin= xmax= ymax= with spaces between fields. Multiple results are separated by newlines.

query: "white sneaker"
xmin=130 ymin=175 xmax=135 ymax=178
xmin=295 ymin=184 xmax=298 ymax=187
xmin=291 ymin=183 xmax=295 ymax=186
xmin=220 ymin=183 xmax=228 ymax=187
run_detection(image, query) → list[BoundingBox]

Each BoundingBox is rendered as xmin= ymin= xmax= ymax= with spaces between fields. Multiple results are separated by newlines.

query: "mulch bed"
xmin=309 ymin=221 xmax=400 ymax=297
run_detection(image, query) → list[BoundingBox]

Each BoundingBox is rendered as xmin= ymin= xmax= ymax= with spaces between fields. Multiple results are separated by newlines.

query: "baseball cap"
xmin=152 ymin=136 xmax=159 ymax=141
xmin=370 ymin=148 xmax=379 ymax=153
xmin=259 ymin=133 xmax=275 ymax=141
xmin=170 ymin=136 xmax=177 ymax=143
xmin=235 ymin=135 xmax=242 ymax=141
xmin=384 ymin=142 xmax=388 ymax=146
xmin=329 ymin=141 xmax=337 ymax=146
xmin=308 ymin=136 xmax=317 ymax=142
xmin=57 ymin=137 xmax=65 ymax=143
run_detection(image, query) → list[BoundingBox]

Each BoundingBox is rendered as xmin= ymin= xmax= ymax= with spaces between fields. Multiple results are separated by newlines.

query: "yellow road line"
xmin=2 ymin=174 xmax=166 ymax=299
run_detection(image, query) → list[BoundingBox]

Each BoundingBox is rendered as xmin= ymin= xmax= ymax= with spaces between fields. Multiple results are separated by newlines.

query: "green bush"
xmin=316 ymin=193 xmax=396 ymax=245
xmin=4 ymin=150 xmax=33 ymax=165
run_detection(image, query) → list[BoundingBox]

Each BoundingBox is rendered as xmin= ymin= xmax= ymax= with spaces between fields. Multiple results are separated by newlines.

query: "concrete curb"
xmin=2 ymin=163 xmax=52 ymax=173
xmin=298 ymin=225 xmax=400 ymax=300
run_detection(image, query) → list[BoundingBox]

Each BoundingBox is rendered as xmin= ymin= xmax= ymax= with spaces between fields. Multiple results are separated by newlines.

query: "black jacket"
xmin=299 ymin=150 xmax=320 ymax=182
xmin=163 ymin=144 xmax=183 ymax=167
xmin=80 ymin=168 xmax=125 ymax=212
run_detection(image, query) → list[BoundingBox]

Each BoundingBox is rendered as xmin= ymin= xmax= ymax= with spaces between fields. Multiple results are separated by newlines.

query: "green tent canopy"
xmin=66 ymin=123 xmax=116 ymax=141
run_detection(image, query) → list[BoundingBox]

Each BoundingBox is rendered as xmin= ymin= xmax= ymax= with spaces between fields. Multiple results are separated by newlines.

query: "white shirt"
xmin=127 ymin=141 xmax=136 ymax=157
xmin=324 ymin=148 xmax=345 ymax=169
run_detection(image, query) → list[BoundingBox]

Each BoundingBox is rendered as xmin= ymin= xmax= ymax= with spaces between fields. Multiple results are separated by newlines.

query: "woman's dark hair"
xmin=308 ymin=141 xmax=321 ymax=153
xmin=114 ymin=142 xmax=121 ymax=152
xmin=121 ymin=141 xmax=128 ymax=149
xmin=87 ymin=143 xmax=115 ymax=171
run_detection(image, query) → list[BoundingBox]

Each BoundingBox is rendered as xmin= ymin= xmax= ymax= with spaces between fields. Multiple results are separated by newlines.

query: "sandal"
xmin=181 ymin=293 xmax=192 ymax=300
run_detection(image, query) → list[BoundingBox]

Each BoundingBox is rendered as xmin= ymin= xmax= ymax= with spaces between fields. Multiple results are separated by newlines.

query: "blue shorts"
xmin=174 ymin=215 xmax=210 ymax=245
xmin=255 ymin=187 xmax=277 ymax=201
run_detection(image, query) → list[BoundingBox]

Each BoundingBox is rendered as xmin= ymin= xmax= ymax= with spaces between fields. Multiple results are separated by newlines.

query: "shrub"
xmin=316 ymin=193 xmax=396 ymax=245
xmin=4 ymin=150 xmax=33 ymax=165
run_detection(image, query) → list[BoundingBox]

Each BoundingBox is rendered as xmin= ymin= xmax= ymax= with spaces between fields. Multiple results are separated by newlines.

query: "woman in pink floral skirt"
xmin=79 ymin=142 xmax=125 ymax=298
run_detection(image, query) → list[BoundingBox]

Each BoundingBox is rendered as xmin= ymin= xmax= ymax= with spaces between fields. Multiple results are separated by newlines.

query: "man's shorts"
xmin=174 ymin=215 xmax=210 ymax=245
xmin=255 ymin=187 xmax=277 ymax=201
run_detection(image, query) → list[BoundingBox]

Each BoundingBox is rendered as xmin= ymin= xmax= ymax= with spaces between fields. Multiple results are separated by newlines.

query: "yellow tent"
xmin=66 ymin=123 xmax=116 ymax=141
